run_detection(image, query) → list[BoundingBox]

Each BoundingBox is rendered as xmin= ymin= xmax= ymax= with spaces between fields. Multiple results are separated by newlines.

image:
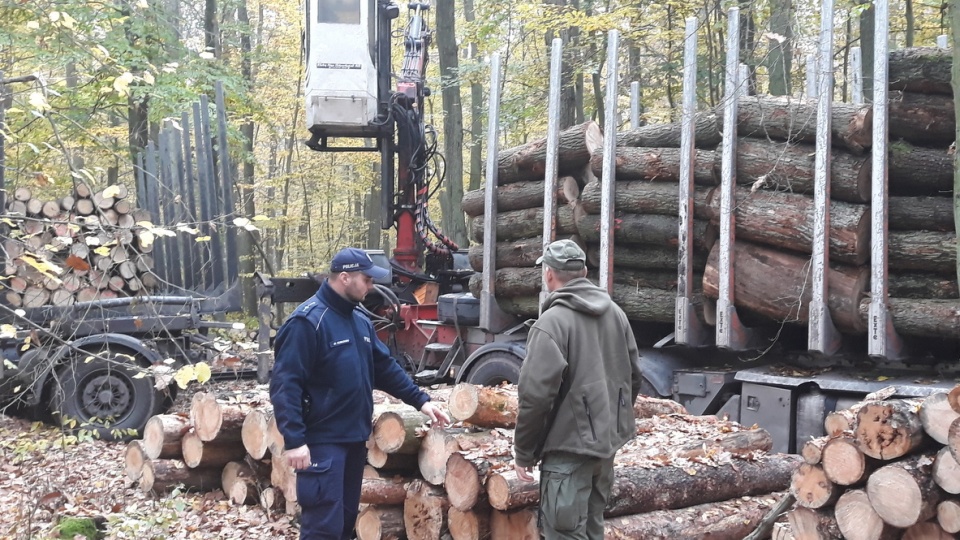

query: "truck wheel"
xmin=463 ymin=352 xmax=522 ymax=386
xmin=52 ymin=350 xmax=158 ymax=441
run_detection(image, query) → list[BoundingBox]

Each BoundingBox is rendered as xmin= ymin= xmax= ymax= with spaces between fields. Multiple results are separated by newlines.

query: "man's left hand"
xmin=420 ymin=401 xmax=450 ymax=428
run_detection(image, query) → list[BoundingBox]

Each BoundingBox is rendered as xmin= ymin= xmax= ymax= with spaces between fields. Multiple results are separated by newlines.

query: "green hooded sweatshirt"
xmin=514 ymin=277 xmax=643 ymax=467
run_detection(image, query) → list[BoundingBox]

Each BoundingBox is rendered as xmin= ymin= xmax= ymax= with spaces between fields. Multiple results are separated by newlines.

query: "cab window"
xmin=318 ymin=0 xmax=360 ymax=24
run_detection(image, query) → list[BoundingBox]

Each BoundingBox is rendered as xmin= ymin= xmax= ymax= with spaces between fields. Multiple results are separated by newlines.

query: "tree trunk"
xmin=835 ymin=488 xmax=900 ymax=540
xmin=889 ymin=91 xmax=955 ymax=145
xmin=241 ymin=408 xmax=275 ymax=460
xmin=586 ymin=244 xmax=708 ymax=272
xmin=707 ymin=187 xmax=870 ymax=265
xmin=468 ymin=205 xmax=577 ymax=244
xmin=436 ymin=0 xmax=467 ymax=246
xmin=221 ymin=460 xmax=262 ymax=505
xmin=889 ymin=143 xmax=954 ymax=197
xmin=496 ymin=122 xmax=603 ymax=184
xmin=933 ymin=446 xmax=960 ymax=494
xmin=767 ymin=0 xmax=793 ymax=96
xmin=729 ymin=96 xmax=872 ymax=153
xmin=142 ymin=413 xmax=191 ymax=459
xmin=889 ymin=195 xmax=954 ymax=231
xmin=576 ymin=212 xmax=714 ymax=250
xmin=181 ymin=430 xmax=246 ymax=469
xmin=418 ymin=427 xmax=469 ymax=485
xmin=821 ymin=436 xmax=877 ymax=486
xmin=445 ymin=453 xmax=510 ymax=512
xmin=606 ymin=494 xmax=779 ymax=540
xmin=589 ymin=147 xmax=717 ymax=185
xmin=356 ymin=505 xmax=405 ymax=540
xmin=463 ymin=0 xmax=482 ymax=192
xmin=673 ymin=428 xmax=773 ymax=460
xmin=125 ymin=440 xmax=148 ymax=481
xmin=489 ymin=507 xmax=538 ymax=540
xmin=486 ymin=469 xmax=541 ymax=511
xmin=889 ymin=47 xmax=952 ymax=95
xmin=790 ymin=464 xmax=840 ymax=509
xmin=360 ymin=477 xmax=410 ymax=506
xmin=616 ymin=113 xmax=722 ymax=148
xmin=190 ymin=396 xmax=247 ymax=443
xmin=854 ymin=399 xmax=927 ymax=460
xmin=139 ymin=459 xmax=221 ymax=494
xmin=461 ymin=177 xmax=580 ymax=217
xmin=466 ymin=267 xmax=542 ymax=299
xmin=447 ymin=505 xmax=491 ymax=540
xmin=703 ymin=241 xmax=869 ymax=333
xmin=902 ymin=521 xmax=954 ymax=540
xmin=467 ymin=236 xmax=570 ymax=271
xmin=448 ymin=384 xmax=518 ymax=429
xmin=579 ymin=181 xmax=714 ymax=218
xmin=801 ymin=436 xmax=829 ymax=465
xmin=373 ymin=409 xmax=428 ymax=455
xmin=937 ymin=499 xmax=960 ymax=533
xmin=859 ymin=298 xmax=960 ymax=339
xmin=404 ymin=479 xmax=450 ymax=540
xmin=723 ymin=138 xmax=870 ymax=203
xmin=787 ymin=506 xmax=842 ymax=540
xmin=604 ymin=454 xmax=800 ymax=517
xmin=866 ymin=453 xmax=941 ymax=528
xmin=489 ymin=283 xmax=687 ymax=321
xmin=920 ymin=393 xmax=960 ymax=445
xmin=953 ymin=0 xmax=960 ymax=293
xmin=950 ymin=417 xmax=960 ymax=463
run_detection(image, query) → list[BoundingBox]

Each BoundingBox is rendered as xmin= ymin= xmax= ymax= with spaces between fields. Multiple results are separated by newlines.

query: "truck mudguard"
xmin=455 ymin=340 xmax=527 ymax=384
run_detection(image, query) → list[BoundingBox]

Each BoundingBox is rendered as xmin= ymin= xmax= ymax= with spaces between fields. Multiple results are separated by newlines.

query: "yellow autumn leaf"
xmin=28 ymin=92 xmax=50 ymax=112
xmin=194 ymin=362 xmax=212 ymax=384
xmin=26 ymin=21 xmax=40 ymax=30
xmin=196 ymin=236 xmax=212 ymax=242
xmin=113 ymin=72 xmax=135 ymax=96
xmin=199 ymin=51 xmax=216 ymax=60
xmin=174 ymin=365 xmax=195 ymax=389
xmin=48 ymin=11 xmax=60 ymax=22
xmin=138 ymin=230 xmax=155 ymax=249
xmin=877 ymin=376 xmax=890 ymax=382
xmin=233 ymin=217 xmax=251 ymax=228
xmin=102 ymin=185 xmax=121 ymax=198
xmin=251 ymin=215 xmax=269 ymax=221
xmin=93 ymin=246 xmax=111 ymax=257
xmin=143 ymin=71 xmax=155 ymax=85
xmin=0 ymin=325 xmax=16 ymax=339
xmin=177 ymin=225 xmax=199 ymax=235
xmin=60 ymin=12 xmax=75 ymax=28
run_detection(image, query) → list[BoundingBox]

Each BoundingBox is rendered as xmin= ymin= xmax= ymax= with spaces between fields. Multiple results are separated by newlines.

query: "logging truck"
xmin=286 ymin=0 xmax=960 ymax=456
xmin=0 ymin=85 xmax=245 ymax=439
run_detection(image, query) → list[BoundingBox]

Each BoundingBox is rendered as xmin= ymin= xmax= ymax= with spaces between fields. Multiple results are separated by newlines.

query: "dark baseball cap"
xmin=536 ymin=239 xmax=586 ymax=271
xmin=330 ymin=248 xmax=390 ymax=279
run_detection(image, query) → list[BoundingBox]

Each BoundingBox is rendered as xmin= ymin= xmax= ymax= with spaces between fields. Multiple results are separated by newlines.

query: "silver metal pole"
xmin=480 ymin=54 xmax=506 ymax=332
xmin=716 ymin=7 xmax=753 ymax=350
xmin=541 ymin=38 xmax=563 ymax=307
xmin=851 ymin=46 xmax=863 ymax=105
xmin=809 ymin=0 xmax=841 ymax=355
xmin=868 ymin=0 xmax=904 ymax=359
xmin=676 ymin=17 xmax=708 ymax=346
xmin=938 ymin=35 xmax=949 ymax=49
xmin=598 ymin=30 xmax=620 ymax=293
xmin=630 ymin=81 xmax=641 ymax=129
xmin=806 ymin=53 xmax=818 ymax=99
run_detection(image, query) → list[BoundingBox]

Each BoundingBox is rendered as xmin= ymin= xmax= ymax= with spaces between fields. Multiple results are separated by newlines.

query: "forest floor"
xmin=0 ymin=377 xmax=301 ymax=540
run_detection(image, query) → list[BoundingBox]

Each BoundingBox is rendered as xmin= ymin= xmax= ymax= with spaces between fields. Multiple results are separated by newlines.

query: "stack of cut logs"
xmin=124 ymin=385 xmax=801 ymax=539
xmin=782 ymin=384 xmax=960 ymax=539
xmin=464 ymin=47 xmax=960 ymax=338
xmin=2 ymin=183 xmax=160 ymax=308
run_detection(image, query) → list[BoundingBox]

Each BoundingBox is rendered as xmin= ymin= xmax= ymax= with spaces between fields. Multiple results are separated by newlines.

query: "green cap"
xmin=536 ymin=239 xmax=587 ymax=271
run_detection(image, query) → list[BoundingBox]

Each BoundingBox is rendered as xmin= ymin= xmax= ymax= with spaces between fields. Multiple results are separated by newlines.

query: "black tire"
xmin=52 ymin=349 xmax=159 ymax=441
xmin=463 ymin=352 xmax=523 ymax=386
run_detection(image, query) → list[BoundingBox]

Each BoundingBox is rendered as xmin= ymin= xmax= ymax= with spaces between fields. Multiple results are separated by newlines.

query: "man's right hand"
xmin=285 ymin=445 xmax=311 ymax=470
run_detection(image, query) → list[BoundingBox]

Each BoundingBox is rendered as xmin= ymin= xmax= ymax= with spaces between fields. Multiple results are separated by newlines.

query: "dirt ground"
xmin=0 ymin=378 xmax=302 ymax=540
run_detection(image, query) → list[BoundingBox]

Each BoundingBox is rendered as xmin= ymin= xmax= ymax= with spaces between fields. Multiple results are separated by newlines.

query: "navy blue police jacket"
xmin=269 ymin=280 xmax=430 ymax=450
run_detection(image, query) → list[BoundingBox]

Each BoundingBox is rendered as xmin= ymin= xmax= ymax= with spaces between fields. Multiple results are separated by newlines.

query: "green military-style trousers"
xmin=538 ymin=451 xmax=615 ymax=540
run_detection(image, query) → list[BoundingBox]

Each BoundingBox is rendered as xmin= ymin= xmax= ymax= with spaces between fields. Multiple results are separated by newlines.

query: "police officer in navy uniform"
xmin=270 ymin=247 xmax=450 ymax=540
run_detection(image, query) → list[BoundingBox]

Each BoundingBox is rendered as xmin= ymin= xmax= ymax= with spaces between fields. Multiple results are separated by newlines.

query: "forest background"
xmin=0 ymin=0 xmax=952 ymax=314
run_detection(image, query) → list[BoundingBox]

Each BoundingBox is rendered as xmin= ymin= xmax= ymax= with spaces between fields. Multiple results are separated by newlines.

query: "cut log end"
xmin=835 ymin=489 xmax=898 ymax=540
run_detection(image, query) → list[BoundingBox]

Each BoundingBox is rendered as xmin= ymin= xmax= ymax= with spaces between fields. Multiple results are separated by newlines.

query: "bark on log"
xmin=139 ymin=459 xmax=221 ymax=494
xmin=720 ymin=138 xmax=871 ymax=203
xmin=704 ymin=241 xmax=869 ymax=334
xmin=920 ymin=393 xmax=960 ymax=445
xmin=489 ymin=508 xmax=539 ymax=540
xmin=729 ymin=96 xmax=872 ymax=153
xmin=357 ymin=505 xmax=405 ymax=540
xmin=616 ymin=113 xmax=722 ymax=148
xmin=889 ymin=230 xmax=956 ymax=273
xmin=360 ymin=477 xmax=410 ymax=506
xmin=790 ymin=464 xmax=840 ymax=509
xmin=241 ymin=408 xmax=275 ymax=460
xmin=854 ymin=399 xmax=926 ymax=460
xmin=589 ymin=147 xmax=717 ymax=185
xmin=706 ymin=187 xmax=870 ymax=265
xmin=821 ymin=436 xmax=877 ymax=486
xmin=605 ymin=494 xmax=778 ymax=540
xmin=468 ymin=204 xmax=577 ymax=244
xmin=222 ymin=460 xmax=261 ymax=505
xmin=486 ymin=469 xmax=541 ymax=511
xmin=937 ymin=499 xmax=960 ymax=534
xmin=190 ymin=393 xmax=248 ymax=442
xmin=801 ymin=436 xmax=829 ymax=465
xmin=866 ymin=453 xmax=941 ymax=528
xmin=418 ymin=427 xmax=468 ymax=485
xmin=889 ymin=144 xmax=954 ymax=198
xmin=447 ymin=505 xmax=491 ymax=540
xmin=888 ymin=91 xmax=955 ymax=145
xmin=858 ymin=298 xmax=960 ymax=339
xmin=373 ymin=409 xmax=428 ymax=454
xmin=888 ymin=47 xmax=952 ymax=95
xmin=787 ymin=506 xmax=842 ymax=540
xmin=448 ymin=384 xmax=517 ymax=429
xmin=124 ymin=440 xmax=147 ymax=481
xmin=933 ymin=446 xmax=960 ymax=495
xmin=461 ymin=177 xmax=580 ymax=217
xmin=950 ymin=417 xmax=960 ymax=465
xmin=468 ymin=236 xmax=555 ymax=271
xmin=181 ymin=430 xmax=247 ymax=469
xmin=835 ymin=489 xmax=900 ymax=540
xmin=888 ymin=272 xmax=959 ymax=300
xmin=368 ymin=439 xmax=420 ymax=472
xmin=466 ymin=266 xmax=542 ymax=298
xmin=586 ymin=244 xmax=708 ymax=272
xmin=902 ymin=521 xmax=954 ymax=540
xmin=496 ymin=121 xmax=603 ymax=184
xmin=634 ymin=395 xmax=688 ymax=418
xmin=604 ymin=454 xmax=801 ymax=517
xmin=490 ymin=283 xmax=687 ymax=322
xmin=576 ymin=212 xmax=714 ymax=250
xmin=579 ymin=180 xmax=714 ymax=218
xmin=949 ymin=385 xmax=960 ymax=415
xmin=403 ymin=479 xmax=450 ymax=540
xmin=673 ymin=428 xmax=773 ymax=460
xmin=445 ymin=453 xmax=510 ymax=512
xmin=143 ymin=413 xmax=191 ymax=460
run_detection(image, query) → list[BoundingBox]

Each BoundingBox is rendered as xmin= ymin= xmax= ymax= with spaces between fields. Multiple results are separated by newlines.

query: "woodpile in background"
xmin=778 ymin=384 xmax=960 ymax=539
xmin=2 ymin=183 xmax=160 ymax=308
xmin=464 ymin=46 xmax=960 ymax=340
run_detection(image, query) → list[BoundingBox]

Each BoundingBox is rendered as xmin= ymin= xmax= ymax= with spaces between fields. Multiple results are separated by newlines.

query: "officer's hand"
xmin=514 ymin=462 xmax=535 ymax=482
xmin=420 ymin=401 xmax=451 ymax=428
xmin=285 ymin=445 xmax=311 ymax=470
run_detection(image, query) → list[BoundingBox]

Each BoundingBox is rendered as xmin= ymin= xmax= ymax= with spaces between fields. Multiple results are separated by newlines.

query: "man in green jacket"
xmin=513 ymin=239 xmax=643 ymax=540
